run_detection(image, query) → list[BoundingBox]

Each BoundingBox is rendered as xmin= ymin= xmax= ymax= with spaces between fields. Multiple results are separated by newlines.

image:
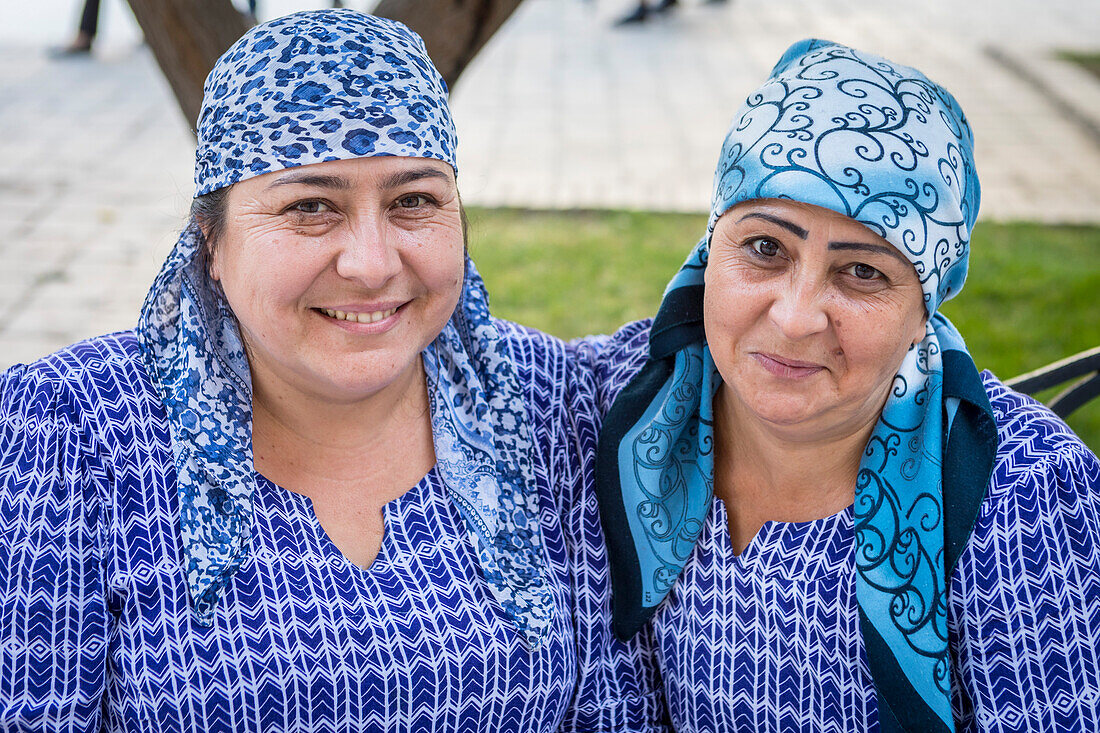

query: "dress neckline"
xmin=708 ymin=495 xmax=854 ymax=581
xmin=255 ymin=467 xmax=441 ymax=574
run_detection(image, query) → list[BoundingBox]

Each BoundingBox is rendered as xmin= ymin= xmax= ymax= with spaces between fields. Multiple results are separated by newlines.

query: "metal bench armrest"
xmin=1005 ymin=346 xmax=1100 ymax=419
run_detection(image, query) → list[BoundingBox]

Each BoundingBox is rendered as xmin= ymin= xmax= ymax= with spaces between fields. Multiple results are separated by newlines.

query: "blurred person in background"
xmin=614 ymin=0 xmax=727 ymax=27
xmin=52 ymin=0 xmax=348 ymax=56
xmin=53 ymin=0 xmax=99 ymax=55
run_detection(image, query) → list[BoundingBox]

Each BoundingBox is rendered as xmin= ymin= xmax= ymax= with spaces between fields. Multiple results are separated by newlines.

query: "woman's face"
xmin=704 ymin=199 xmax=928 ymax=442
xmin=210 ymin=155 xmax=465 ymax=405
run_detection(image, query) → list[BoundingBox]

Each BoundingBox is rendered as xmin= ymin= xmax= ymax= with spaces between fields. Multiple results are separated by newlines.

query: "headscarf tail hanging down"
xmin=137 ymin=10 xmax=553 ymax=646
xmin=596 ymin=39 xmax=998 ymax=731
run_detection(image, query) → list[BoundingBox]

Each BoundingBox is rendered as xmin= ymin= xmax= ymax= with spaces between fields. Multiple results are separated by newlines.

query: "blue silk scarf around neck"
xmin=136 ymin=10 xmax=553 ymax=647
xmin=596 ymin=39 xmax=998 ymax=731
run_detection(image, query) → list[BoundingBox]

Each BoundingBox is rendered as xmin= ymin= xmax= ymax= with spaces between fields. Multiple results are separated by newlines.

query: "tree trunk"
xmin=373 ymin=0 xmax=525 ymax=91
xmin=126 ymin=0 xmax=523 ymax=129
xmin=125 ymin=0 xmax=249 ymax=129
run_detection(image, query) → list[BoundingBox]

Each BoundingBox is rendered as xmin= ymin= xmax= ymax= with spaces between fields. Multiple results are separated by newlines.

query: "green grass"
xmin=1057 ymin=50 xmax=1100 ymax=83
xmin=467 ymin=207 xmax=1100 ymax=450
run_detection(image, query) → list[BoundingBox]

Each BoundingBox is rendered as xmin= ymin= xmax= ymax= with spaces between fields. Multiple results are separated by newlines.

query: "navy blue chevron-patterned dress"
xmin=588 ymin=320 xmax=1100 ymax=733
xmin=0 ymin=324 xmax=667 ymax=733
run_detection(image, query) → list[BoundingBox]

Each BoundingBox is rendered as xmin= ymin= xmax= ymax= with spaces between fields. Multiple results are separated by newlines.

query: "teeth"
xmin=320 ymin=307 xmax=398 ymax=323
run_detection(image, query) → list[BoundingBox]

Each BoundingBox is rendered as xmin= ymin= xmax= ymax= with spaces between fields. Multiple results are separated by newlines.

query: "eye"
xmin=396 ymin=194 xmax=430 ymax=209
xmin=843 ymin=263 xmax=884 ymax=281
xmin=289 ymin=200 xmax=330 ymax=214
xmin=748 ymin=237 xmax=781 ymax=258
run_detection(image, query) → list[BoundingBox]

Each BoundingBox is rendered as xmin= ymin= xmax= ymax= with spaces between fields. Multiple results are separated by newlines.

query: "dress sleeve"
xmin=573 ymin=322 xmax=652 ymax=415
xmin=0 ymin=366 xmax=109 ymax=732
xmin=557 ymin=339 xmax=671 ymax=733
xmin=951 ymin=434 xmax=1100 ymax=731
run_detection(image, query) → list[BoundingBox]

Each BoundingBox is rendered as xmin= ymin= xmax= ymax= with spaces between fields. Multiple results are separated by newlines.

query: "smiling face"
xmin=208 ymin=155 xmax=465 ymax=406
xmin=704 ymin=199 xmax=928 ymax=443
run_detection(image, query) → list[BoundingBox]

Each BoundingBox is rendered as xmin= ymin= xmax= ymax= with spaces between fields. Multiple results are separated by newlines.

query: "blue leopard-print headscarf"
xmin=597 ymin=39 xmax=997 ymax=730
xmin=137 ymin=9 xmax=554 ymax=646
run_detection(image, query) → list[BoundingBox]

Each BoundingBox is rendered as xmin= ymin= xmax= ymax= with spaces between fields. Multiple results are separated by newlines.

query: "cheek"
xmin=703 ymin=266 xmax=767 ymax=340
xmin=217 ymin=233 xmax=325 ymax=311
xmin=410 ymin=230 xmax=466 ymax=296
xmin=703 ymin=286 xmax=752 ymax=376
xmin=836 ymin=309 xmax=919 ymax=380
xmin=702 ymin=282 xmax=730 ymax=346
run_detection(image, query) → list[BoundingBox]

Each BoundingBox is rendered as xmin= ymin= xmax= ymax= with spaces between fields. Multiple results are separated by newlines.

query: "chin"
xmin=737 ymin=386 xmax=826 ymax=427
xmin=753 ymin=405 xmax=816 ymax=428
xmin=290 ymin=355 xmax=411 ymax=400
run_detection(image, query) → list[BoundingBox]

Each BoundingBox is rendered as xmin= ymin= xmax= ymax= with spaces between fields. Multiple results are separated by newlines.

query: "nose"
xmin=768 ymin=278 xmax=829 ymax=340
xmin=334 ymin=217 xmax=402 ymax=289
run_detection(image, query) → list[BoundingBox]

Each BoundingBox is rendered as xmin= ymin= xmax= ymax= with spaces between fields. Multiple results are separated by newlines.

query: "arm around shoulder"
xmin=0 ymin=366 xmax=110 ymax=732
xmin=558 ymin=334 xmax=672 ymax=733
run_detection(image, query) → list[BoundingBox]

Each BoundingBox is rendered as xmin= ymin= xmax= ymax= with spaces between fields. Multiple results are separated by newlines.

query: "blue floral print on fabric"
xmin=598 ymin=39 xmax=994 ymax=731
xmin=194 ymin=11 xmax=456 ymax=195
xmin=137 ymin=9 xmax=553 ymax=646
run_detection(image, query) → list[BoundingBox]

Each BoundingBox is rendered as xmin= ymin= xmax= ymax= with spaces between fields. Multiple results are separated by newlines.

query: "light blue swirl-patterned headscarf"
xmin=137 ymin=9 xmax=554 ymax=646
xmin=597 ymin=39 xmax=997 ymax=731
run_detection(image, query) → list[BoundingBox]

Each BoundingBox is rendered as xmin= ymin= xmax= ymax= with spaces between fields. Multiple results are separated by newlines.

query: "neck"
xmin=714 ymin=385 xmax=877 ymax=552
xmin=250 ymin=358 xmax=434 ymax=489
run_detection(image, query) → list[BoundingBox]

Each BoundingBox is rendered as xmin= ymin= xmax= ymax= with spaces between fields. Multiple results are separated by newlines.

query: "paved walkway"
xmin=1 ymin=0 xmax=1098 ymax=368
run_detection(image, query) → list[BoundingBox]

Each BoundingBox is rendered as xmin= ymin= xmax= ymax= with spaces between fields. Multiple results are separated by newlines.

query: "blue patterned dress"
xmin=0 ymin=325 xmax=667 ymax=733
xmin=588 ymin=320 xmax=1100 ymax=733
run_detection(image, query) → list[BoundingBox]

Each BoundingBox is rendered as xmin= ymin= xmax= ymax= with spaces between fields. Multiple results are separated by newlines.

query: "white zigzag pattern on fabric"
xmin=592 ymin=320 xmax=1100 ymax=733
xmin=0 ymin=325 xmax=669 ymax=733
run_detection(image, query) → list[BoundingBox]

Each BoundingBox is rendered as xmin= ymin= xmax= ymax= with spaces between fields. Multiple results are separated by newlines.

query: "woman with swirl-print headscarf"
xmin=0 ymin=10 xmax=667 ymax=732
xmin=587 ymin=40 xmax=1100 ymax=731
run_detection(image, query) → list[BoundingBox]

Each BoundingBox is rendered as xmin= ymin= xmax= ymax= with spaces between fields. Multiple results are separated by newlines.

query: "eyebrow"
xmin=379 ymin=166 xmax=452 ymax=189
xmin=264 ymin=166 xmax=451 ymax=192
xmin=737 ymin=213 xmax=807 ymax=239
xmin=828 ymin=240 xmax=911 ymax=266
xmin=266 ymin=173 xmax=352 ymax=191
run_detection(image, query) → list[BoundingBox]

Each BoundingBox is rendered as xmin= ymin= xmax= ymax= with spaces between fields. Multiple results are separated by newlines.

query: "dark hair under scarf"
xmin=597 ymin=39 xmax=998 ymax=731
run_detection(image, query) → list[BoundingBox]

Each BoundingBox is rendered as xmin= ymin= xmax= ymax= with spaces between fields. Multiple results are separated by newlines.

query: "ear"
xmin=203 ymin=231 xmax=221 ymax=281
xmin=910 ymin=315 xmax=928 ymax=349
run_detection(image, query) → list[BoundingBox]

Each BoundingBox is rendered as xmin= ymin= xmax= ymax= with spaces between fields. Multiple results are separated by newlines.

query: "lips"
xmin=319 ymin=307 xmax=397 ymax=324
xmin=314 ymin=302 xmax=406 ymax=331
xmin=751 ymin=352 xmax=825 ymax=379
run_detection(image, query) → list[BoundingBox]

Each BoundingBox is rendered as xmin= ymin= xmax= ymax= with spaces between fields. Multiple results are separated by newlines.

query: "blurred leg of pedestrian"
xmin=53 ymin=0 xmax=100 ymax=56
xmin=614 ymin=0 xmax=677 ymax=26
xmin=615 ymin=2 xmax=648 ymax=24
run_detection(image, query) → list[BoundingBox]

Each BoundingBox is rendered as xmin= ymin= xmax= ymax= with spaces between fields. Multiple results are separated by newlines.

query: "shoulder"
xmin=0 ymin=336 xmax=149 ymax=502
xmin=955 ymin=371 xmax=1099 ymax=584
xmin=980 ymin=370 xmax=1099 ymax=498
xmin=491 ymin=317 xmax=572 ymax=376
xmin=488 ymin=318 xmax=596 ymax=441
xmin=593 ymin=318 xmax=652 ymax=366
xmin=5 ymin=331 xmax=134 ymax=398
xmin=951 ymin=374 xmax=1100 ymax=727
xmin=7 ymin=331 xmax=146 ymax=386
xmin=490 ymin=319 xmax=580 ymax=416
xmin=3 ymin=331 xmax=163 ymax=449
xmin=574 ymin=319 xmax=653 ymax=416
